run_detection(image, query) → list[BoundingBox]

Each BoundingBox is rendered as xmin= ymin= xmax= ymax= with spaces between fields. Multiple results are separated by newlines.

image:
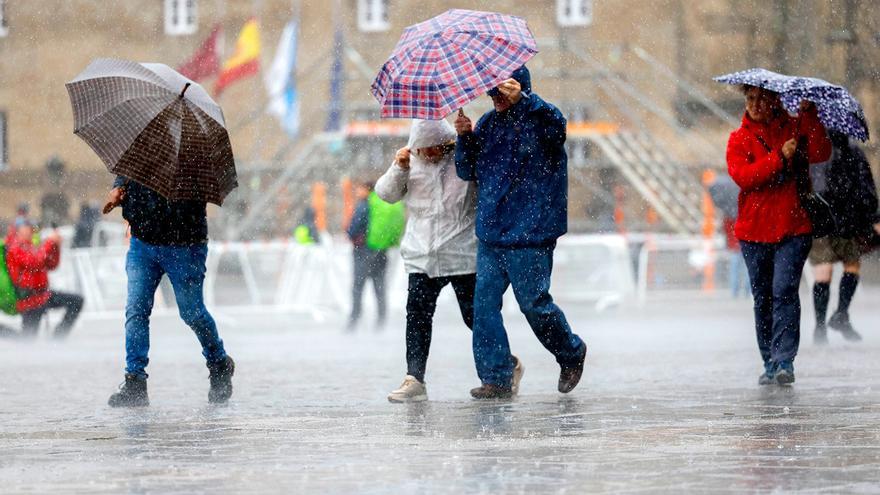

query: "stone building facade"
xmin=0 ymin=0 xmax=876 ymax=226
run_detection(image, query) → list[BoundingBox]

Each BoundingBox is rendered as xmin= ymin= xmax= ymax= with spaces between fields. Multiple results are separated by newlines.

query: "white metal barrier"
xmin=635 ymin=236 xmax=735 ymax=304
xmin=44 ymin=233 xmax=635 ymax=321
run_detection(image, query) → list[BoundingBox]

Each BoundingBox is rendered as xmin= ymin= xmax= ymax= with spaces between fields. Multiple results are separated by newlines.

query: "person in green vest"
xmin=345 ymin=180 xmax=405 ymax=331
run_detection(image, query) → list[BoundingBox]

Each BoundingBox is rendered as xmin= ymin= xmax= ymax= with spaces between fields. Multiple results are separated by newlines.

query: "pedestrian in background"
xmin=708 ymin=174 xmax=749 ymax=298
xmin=456 ymin=65 xmax=587 ymax=399
xmin=809 ymin=131 xmax=878 ymax=344
xmin=726 ymin=85 xmax=831 ymax=386
xmin=4 ymin=218 xmax=83 ymax=338
xmin=346 ymin=181 xmax=405 ymax=331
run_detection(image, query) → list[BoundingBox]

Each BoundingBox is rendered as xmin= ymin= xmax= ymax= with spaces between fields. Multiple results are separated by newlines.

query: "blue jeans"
xmin=473 ymin=241 xmax=585 ymax=387
xmin=741 ymin=235 xmax=811 ymax=367
xmin=124 ymin=237 xmax=227 ymax=378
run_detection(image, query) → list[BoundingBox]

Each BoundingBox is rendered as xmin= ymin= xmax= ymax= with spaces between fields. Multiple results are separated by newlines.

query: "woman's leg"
xmin=740 ymin=241 xmax=776 ymax=367
xmin=770 ymin=236 xmax=812 ymax=364
xmin=405 ymin=273 xmax=445 ymax=382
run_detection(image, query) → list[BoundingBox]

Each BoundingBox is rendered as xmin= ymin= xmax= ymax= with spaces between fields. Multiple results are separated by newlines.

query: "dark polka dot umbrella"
xmin=714 ymin=68 xmax=869 ymax=141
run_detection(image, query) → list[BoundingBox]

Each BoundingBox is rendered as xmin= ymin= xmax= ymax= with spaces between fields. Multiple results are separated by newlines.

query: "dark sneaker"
xmin=208 ymin=356 xmax=235 ymax=404
xmin=470 ymin=384 xmax=513 ymax=400
xmin=108 ymin=374 xmax=149 ymax=408
xmin=774 ymin=361 xmax=795 ymax=386
xmin=558 ymin=345 xmax=587 ymax=394
xmin=828 ymin=312 xmax=862 ymax=342
xmin=814 ymin=324 xmax=828 ymax=345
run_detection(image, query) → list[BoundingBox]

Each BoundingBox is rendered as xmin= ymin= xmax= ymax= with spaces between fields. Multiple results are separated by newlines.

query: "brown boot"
xmin=470 ymin=383 xmax=513 ymax=400
xmin=558 ymin=346 xmax=587 ymax=393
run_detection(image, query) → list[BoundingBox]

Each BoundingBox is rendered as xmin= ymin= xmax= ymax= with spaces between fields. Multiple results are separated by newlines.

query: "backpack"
xmin=825 ymin=145 xmax=878 ymax=237
xmin=0 ymin=242 xmax=19 ymax=315
xmin=366 ymin=192 xmax=406 ymax=250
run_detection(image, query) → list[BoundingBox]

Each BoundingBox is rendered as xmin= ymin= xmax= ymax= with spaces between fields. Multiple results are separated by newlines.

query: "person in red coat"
xmin=5 ymin=219 xmax=83 ymax=338
xmin=726 ymin=85 xmax=832 ymax=386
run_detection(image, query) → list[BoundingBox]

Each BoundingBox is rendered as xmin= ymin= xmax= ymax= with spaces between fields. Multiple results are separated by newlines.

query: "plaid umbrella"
xmin=66 ymin=58 xmax=238 ymax=205
xmin=371 ymin=9 xmax=538 ymax=120
xmin=714 ymin=68 xmax=869 ymax=141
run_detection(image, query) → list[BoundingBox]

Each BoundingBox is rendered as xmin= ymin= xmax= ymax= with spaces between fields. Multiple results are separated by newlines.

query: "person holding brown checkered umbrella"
xmin=66 ymin=58 xmax=238 ymax=407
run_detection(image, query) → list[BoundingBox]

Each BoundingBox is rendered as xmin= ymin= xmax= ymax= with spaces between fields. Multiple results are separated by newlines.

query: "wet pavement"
xmin=1 ymin=290 xmax=879 ymax=494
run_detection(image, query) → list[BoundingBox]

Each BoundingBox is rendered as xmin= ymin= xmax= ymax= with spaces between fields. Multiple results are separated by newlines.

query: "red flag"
xmin=215 ymin=19 xmax=261 ymax=95
xmin=177 ymin=25 xmax=222 ymax=81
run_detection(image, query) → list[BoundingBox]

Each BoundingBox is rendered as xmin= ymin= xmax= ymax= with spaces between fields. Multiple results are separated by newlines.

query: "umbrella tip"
xmin=180 ymin=82 xmax=191 ymax=98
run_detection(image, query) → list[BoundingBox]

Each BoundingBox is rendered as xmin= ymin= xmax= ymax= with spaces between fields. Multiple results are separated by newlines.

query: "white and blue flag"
xmin=266 ymin=20 xmax=300 ymax=137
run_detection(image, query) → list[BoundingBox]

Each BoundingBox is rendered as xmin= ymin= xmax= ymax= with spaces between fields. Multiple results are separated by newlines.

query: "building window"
xmin=0 ymin=111 xmax=7 ymax=170
xmin=358 ymin=0 xmax=389 ymax=32
xmin=165 ymin=0 xmax=197 ymax=36
xmin=557 ymin=0 xmax=592 ymax=27
xmin=0 ymin=0 xmax=8 ymax=37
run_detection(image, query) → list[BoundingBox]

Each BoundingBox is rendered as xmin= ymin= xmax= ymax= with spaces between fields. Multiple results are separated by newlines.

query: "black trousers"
xmin=20 ymin=291 xmax=84 ymax=338
xmin=406 ymin=272 xmax=476 ymax=382
xmin=350 ymin=247 xmax=388 ymax=324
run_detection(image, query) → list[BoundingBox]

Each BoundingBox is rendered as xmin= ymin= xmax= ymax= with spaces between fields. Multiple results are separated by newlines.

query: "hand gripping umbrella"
xmin=66 ymin=58 xmax=238 ymax=205
xmin=371 ymin=9 xmax=538 ymax=120
xmin=714 ymin=68 xmax=869 ymax=141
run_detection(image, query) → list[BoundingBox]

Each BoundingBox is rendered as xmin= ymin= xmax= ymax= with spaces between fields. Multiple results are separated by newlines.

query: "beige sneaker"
xmin=512 ymin=355 xmax=525 ymax=396
xmin=387 ymin=375 xmax=428 ymax=403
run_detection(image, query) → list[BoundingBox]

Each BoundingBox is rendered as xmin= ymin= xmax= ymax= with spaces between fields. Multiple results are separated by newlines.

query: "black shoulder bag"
xmin=753 ymin=133 xmax=837 ymax=238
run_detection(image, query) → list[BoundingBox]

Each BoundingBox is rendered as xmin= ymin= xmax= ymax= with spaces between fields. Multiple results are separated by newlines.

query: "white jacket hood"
xmin=407 ymin=119 xmax=457 ymax=150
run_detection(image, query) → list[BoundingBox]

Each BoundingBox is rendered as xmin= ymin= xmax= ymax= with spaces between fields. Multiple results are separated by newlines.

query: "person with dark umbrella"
xmin=66 ymin=59 xmax=238 ymax=407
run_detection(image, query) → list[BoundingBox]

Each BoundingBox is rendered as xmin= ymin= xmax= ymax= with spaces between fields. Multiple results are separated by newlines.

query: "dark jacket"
xmin=114 ymin=176 xmax=208 ymax=245
xmin=455 ymin=66 xmax=568 ymax=247
xmin=823 ymin=135 xmax=878 ymax=238
xmin=346 ymin=199 xmax=368 ymax=248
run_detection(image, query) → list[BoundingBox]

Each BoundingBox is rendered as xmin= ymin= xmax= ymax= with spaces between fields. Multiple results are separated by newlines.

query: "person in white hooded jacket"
xmin=376 ymin=119 xmax=523 ymax=402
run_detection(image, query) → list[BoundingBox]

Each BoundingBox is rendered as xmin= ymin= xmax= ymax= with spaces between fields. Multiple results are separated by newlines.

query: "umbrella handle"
xmin=180 ymin=83 xmax=191 ymax=98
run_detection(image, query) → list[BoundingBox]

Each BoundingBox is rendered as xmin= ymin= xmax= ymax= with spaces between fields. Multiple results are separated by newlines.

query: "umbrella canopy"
xmin=714 ymin=68 xmax=869 ymax=141
xmin=66 ymin=58 xmax=238 ymax=205
xmin=371 ymin=9 xmax=537 ymax=120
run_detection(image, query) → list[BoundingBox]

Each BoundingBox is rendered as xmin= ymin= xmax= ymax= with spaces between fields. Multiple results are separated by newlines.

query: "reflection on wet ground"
xmin=1 ymin=295 xmax=879 ymax=493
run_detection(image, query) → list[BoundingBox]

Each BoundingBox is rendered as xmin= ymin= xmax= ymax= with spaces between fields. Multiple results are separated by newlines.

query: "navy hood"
xmin=488 ymin=65 xmax=531 ymax=96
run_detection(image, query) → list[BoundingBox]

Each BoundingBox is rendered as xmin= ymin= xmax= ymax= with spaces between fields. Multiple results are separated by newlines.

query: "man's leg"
xmin=740 ymin=240 xmax=775 ymax=370
xmin=162 ymin=244 xmax=233 ymax=403
xmin=371 ymin=250 xmax=389 ymax=325
xmin=42 ymin=291 xmax=85 ymax=338
xmin=836 ymin=263 xmax=861 ymax=315
xmin=124 ymin=239 xmax=164 ymax=379
xmin=769 ymin=235 xmax=812 ymax=365
xmin=829 ymin=253 xmax=863 ymax=340
xmin=472 ymin=243 xmax=514 ymax=388
xmin=161 ymin=244 xmax=227 ymax=366
xmin=506 ymin=244 xmax=585 ymax=368
xmin=349 ymin=248 xmax=368 ymax=327
xmin=20 ymin=308 xmax=45 ymax=339
xmin=405 ymin=273 xmax=446 ymax=382
xmin=812 ymin=262 xmax=832 ymax=344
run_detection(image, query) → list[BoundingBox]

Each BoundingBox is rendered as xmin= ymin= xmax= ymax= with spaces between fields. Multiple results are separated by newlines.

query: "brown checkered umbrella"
xmin=66 ymin=58 xmax=238 ymax=205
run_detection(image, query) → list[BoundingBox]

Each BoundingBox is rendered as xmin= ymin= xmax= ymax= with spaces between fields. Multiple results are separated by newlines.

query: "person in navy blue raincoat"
xmin=455 ymin=65 xmax=587 ymax=399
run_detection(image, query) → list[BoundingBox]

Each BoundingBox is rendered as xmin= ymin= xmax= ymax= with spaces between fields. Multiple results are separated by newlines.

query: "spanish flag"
xmin=215 ymin=18 xmax=261 ymax=95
